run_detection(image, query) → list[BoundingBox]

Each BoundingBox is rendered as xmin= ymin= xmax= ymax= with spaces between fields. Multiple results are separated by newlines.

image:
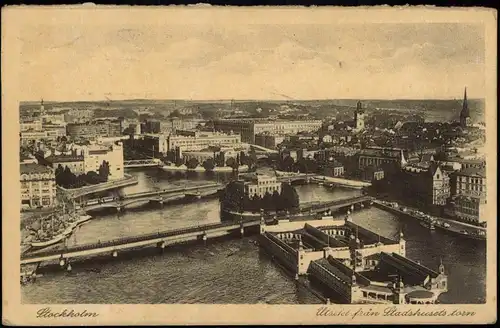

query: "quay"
xmin=21 ymin=220 xmax=261 ymax=266
xmin=373 ymin=200 xmax=486 ymax=241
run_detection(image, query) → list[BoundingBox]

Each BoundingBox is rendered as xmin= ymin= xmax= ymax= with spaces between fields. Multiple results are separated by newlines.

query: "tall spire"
xmin=460 ymin=86 xmax=470 ymax=127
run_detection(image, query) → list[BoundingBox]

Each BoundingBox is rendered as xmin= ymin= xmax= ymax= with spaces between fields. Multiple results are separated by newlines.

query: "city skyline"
xmin=17 ymin=10 xmax=485 ymax=102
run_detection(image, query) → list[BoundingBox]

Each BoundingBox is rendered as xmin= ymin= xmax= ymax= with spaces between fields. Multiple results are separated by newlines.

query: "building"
xmin=255 ymin=133 xmax=286 ymax=150
xmin=41 ymin=113 xmax=66 ymax=125
xmin=361 ymin=166 xmax=385 ymax=182
xmin=236 ymin=173 xmax=282 ymax=198
xmin=64 ymin=109 xmax=94 ymax=123
xmin=79 ymin=142 xmax=124 ymax=180
xmin=400 ymin=163 xmax=450 ymax=207
xmin=20 ymin=120 xmax=43 ymax=132
xmin=445 ymin=167 xmax=486 ymax=225
xmin=323 ymin=161 xmax=344 ymax=177
xmin=66 ymin=120 xmax=122 ymax=139
xmin=20 ymin=163 xmax=57 ymax=209
xmin=42 ymin=154 xmax=85 ymax=175
xmin=182 ymin=147 xmax=239 ymax=165
xmin=358 ymin=147 xmax=407 ymax=171
xmin=354 ymin=101 xmax=366 ymax=132
xmin=141 ymin=120 xmax=161 ymax=134
xmin=459 ymin=87 xmax=471 ymax=128
xmin=260 ymin=219 xmax=448 ymax=304
xmin=213 ymin=119 xmax=322 ymax=144
xmin=43 ymin=124 xmax=67 ymax=138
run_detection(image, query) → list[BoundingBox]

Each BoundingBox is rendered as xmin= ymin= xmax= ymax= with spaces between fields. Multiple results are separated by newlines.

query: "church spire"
xmin=460 ymin=86 xmax=470 ymax=127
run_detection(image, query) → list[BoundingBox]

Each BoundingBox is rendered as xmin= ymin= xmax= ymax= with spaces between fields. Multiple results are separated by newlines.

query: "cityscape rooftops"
xmin=455 ymin=167 xmax=486 ymax=178
xmin=20 ymin=163 xmax=53 ymax=174
xmin=45 ymin=154 xmax=84 ymax=163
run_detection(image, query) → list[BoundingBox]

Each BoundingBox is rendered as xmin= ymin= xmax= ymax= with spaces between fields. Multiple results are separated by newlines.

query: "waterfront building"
xmin=445 ymin=167 xmax=487 ymax=225
xmin=361 ymin=165 xmax=385 ymax=182
xmin=213 ymin=118 xmax=322 ymax=144
xmin=354 ymin=101 xmax=366 ymax=132
xmin=66 ymin=120 xmax=122 ymax=139
xmin=323 ymin=160 xmax=344 ymax=177
xmin=260 ymin=219 xmax=447 ymax=304
xmin=81 ymin=142 xmax=124 ymax=180
xmin=460 ymin=87 xmax=471 ymax=128
xmin=20 ymin=163 xmax=57 ymax=209
xmin=235 ymin=173 xmax=282 ymax=198
xmin=400 ymin=163 xmax=450 ymax=207
xmin=146 ymin=132 xmax=242 ymax=154
xmin=182 ymin=147 xmax=239 ymax=164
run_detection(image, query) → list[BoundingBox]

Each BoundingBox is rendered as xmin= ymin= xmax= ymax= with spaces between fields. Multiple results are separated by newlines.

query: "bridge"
xmin=298 ymin=195 xmax=374 ymax=214
xmin=250 ymin=144 xmax=279 ymax=154
xmin=124 ymin=158 xmax=163 ymax=168
xmin=60 ymin=174 xmax=139 ymax=199
xmin=275 ymin=173 xmax=318 ymax=184
xmin=21 ymin=220 xmax=261 ymax=265
xmin=80 ymin=183 xmax=224 ymax=211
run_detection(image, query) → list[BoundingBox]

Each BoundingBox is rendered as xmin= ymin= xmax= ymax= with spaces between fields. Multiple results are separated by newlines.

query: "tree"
xmin=98 ymin=160 xmax=110 ymax=182
xmin=280 ymin=182 xmax=300 ymax=209
xmin=220 ymin=181 xmax=245 ymax=212
xmin=248 ymin=148 xmax=258 ymax=169
xmin=262 ymin=192 xmax=274 ymax=211
xmin=280 ymin=155 xmax=295 ymax=172
xmin=186 ymin=158 xmax=200 ymax=169
xmin=272 ymin=190 xmax=282 ymax=212
xmin=225 ymin=157 xmax=238 ymax=169
xmin=202 ymin=158 xmax=215 ymax=172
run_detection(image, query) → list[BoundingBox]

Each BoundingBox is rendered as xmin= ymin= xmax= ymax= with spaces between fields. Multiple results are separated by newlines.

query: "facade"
xmin=358 ymin=147 xmax=407 ymax=171
xmin=260 ymin=219 xmax=447 ymax=304
xmin=323 ymin=161 xmax=345 ymax=177
xmin=354 ymin=101 xmax=366 ymax=132
xmin=361 ymin=166 xmax=385 ymax=182
xmin=167 ymin=132 xmax=242 ymax=153
xmin=66 ymin=120 xmax=122 ymax=139
xmin=20 ymin=163 xmax=57 ymax=209
xmin=41 ymin=113 xmax=66 ymax=124
xmin=446 ymin=167 xmax=487 ymax=225
xmin=20 ymin=120 xmax=43 ymax=132
xmin=141 ymin=120 xmax=161 ymax=134
xmin=254 ymin=133 xmax=286 ymax=150
xmin=81 ymin=142 xmax=124 ymax=180
xmin=400 ymin=164 xmax=450 ymax=207
xmin=236 ymin=173 xmax=282 ymax=198
xmin=213 ymin=119 xmax=322 ymax=143
xmin=43 ymin=154 xmax=85 ymax=175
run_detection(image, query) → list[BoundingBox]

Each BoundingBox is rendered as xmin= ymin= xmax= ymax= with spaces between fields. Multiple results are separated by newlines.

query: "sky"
xmin=17 ymin=16 xmax=485 ymax=101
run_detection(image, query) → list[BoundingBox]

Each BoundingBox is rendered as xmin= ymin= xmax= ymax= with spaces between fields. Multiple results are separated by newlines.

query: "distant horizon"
xmin=20 ymin=96 xmax=483 ymax=105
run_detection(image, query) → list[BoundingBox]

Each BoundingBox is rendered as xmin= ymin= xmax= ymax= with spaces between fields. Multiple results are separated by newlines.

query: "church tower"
xmin=460 ymin=87 xmax=471 ymax=128
xmin=354 ymin=101 xmax=365 ymax=132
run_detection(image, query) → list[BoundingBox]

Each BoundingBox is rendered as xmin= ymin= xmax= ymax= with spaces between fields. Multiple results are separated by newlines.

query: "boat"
xmin=420 ymin=220 xmax=435 ymax=230
xmin=31 ymin=233 xmax=65 ymax=248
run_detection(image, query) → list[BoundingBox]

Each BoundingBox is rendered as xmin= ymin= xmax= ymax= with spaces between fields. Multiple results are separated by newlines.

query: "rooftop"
xmin=20 ymin=163 xmax=53 ymax=174
xmin=456 ymin=167 xmax=486 ymax=178
xmin=45 ymin=155 xmax=84 ymax=163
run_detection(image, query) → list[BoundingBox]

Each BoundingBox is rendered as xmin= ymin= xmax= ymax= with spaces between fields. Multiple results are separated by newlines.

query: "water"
xmin=21 ymin=169 xmax=486 ymax=304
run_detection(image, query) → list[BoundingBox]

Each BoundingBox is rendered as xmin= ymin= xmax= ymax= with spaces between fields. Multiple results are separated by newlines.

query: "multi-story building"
xmin=399 ymin=163 xmax=450 ymax=208
xmin=64 ymin=109 xmax=94 ymax=123
xmin=141 ymin=120 xmax=161 ymax=134
xmin=213 ymin=119 xmax=322 ymax=144
xmin=66 ymin=120 xmax=122 ymax=139
xmin=323 ymin=161 xmax=344 ymax=177
xmin=358 ymin=147 xmax=407 ymax=171
xmin=43 ymin=124 xmax=67 ymax=138
xmin=236 ymin=173 xmax=282 ymax=198
xmin=81 ymin=142 xmax=124 ymax=180
xmin=20 ymin=120 xmax=43 ymax=132
xmin=41 ymin=113 xmax=66 ymax=125
xmin=361 ymin=166 xmax=385 ymax=182
xmin=254 ymin=133 xmax=286 ymax=150
xmin=42 ymin=154 xmax=85 ymax=175
xmin=20 ymin=163 xmax=57 ymax=209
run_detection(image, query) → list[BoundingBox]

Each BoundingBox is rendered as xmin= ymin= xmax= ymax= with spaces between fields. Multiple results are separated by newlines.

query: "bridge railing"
xmin=21 ymin=221 xmax=241 ymax=260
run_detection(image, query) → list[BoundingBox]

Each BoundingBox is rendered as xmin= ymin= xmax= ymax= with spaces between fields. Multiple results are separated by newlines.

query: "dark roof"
xmin=45 ymin=155 xmax=84 ymax=163
xmin=456 ymin=167 xmax=486 ymax=178
xmin=20 ymin=163 xmax=52 ymax=174
xmin=406 ymin=290 xmax=435 ymax=299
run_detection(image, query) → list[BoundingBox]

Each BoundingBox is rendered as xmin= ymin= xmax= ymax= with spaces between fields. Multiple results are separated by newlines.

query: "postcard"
xmin=2 ymin=5 xmax=497 ymax=325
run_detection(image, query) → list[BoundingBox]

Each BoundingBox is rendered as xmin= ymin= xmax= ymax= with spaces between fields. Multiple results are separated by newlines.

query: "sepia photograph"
xmin=2 ymin=5 xmax=497 ymax=325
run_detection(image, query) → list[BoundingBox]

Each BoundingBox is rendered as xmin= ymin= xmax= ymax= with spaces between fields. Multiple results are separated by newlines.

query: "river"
xmin=21 ymin=168 xmax=486 ymax=304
